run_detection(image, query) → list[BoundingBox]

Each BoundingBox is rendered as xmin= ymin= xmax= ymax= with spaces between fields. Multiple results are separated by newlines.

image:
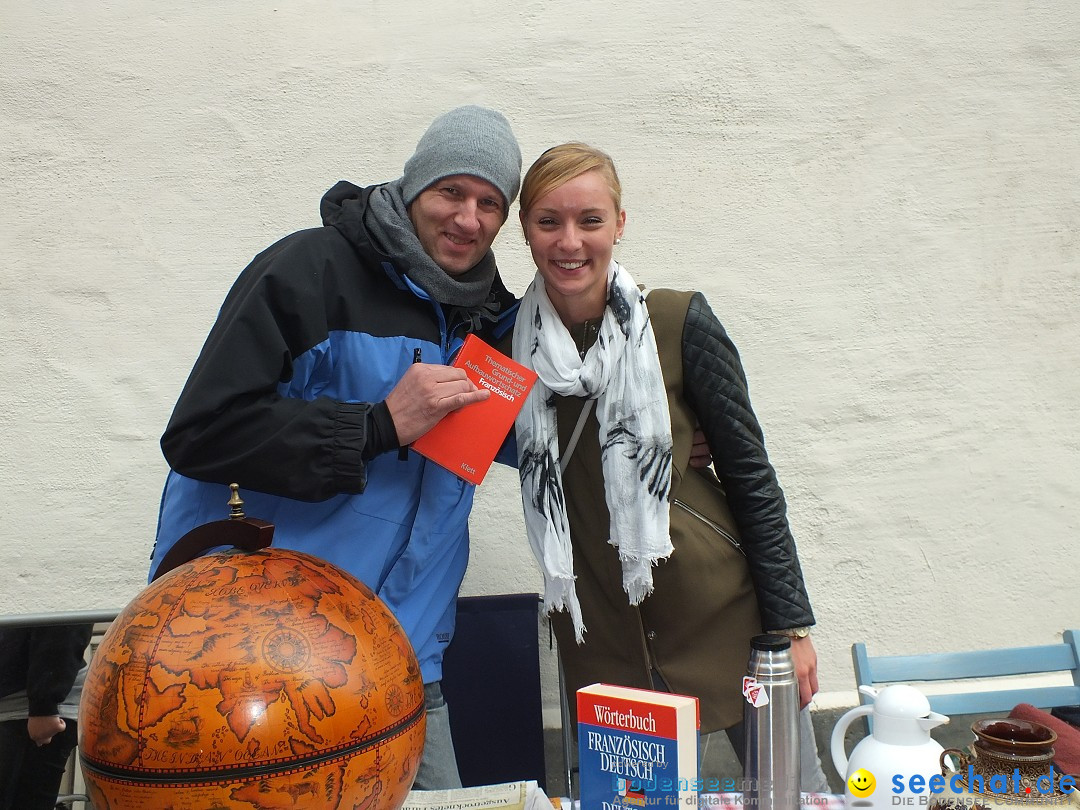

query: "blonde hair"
xmin=519 ymin=142 xmax=623 ymax=230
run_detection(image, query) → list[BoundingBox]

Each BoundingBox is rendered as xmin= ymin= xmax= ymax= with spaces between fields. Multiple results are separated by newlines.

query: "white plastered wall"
xmin=2 ymin=2 xmax=1078 ymax=715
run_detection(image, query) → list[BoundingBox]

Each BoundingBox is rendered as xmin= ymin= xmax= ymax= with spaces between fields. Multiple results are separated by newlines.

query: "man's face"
xmin=408 ymin=174 xmax=506 ymax=276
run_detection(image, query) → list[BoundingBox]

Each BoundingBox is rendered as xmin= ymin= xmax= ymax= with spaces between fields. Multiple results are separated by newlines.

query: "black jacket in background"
xmin=0 ymin=624 xmax=93 ymax=716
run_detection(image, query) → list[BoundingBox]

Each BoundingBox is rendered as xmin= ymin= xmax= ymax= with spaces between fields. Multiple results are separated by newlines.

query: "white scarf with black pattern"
xmin=513 ymin=261 xmax=673 ymax=643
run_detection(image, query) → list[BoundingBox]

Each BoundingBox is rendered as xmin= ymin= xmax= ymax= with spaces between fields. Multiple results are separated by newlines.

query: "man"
xmin=150 ymin=106 xmax=522 ymax=789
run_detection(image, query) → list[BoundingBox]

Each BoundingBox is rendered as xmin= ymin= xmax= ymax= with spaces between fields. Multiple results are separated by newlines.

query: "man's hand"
xmin=791 ymin=635 xmax=819 ymax=709
xmin=28 ymin=715 xmax=65 ymax=746
xmin=385 ymin=363 xmax=490 ymax=446
xmin=689 ymin=427 xmax=712 ymax=468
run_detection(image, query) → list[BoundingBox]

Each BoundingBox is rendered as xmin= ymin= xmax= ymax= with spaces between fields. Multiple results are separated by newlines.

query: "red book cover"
xmin=411 ymin=333 xmax=538 ymax=485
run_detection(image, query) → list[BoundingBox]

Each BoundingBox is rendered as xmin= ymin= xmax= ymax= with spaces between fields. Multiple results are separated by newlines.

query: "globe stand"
xmin=151 ymin=483 xmax=274 ymax=581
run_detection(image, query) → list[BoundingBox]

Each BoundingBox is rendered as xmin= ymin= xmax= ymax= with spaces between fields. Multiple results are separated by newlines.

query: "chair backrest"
xmin=440 ymin=593 xmax=548 ymax=790
xmin=852 ymin=629 xmax=1080 ymax=717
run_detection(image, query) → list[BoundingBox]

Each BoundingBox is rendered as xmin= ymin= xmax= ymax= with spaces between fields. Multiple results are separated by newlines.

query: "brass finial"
xmin=228 ymin=484 xmax=245 ymax=520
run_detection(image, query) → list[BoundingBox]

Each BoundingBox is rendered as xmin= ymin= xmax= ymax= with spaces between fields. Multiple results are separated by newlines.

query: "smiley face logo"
xmin=848 ymin=768 xmax=876 ymax=798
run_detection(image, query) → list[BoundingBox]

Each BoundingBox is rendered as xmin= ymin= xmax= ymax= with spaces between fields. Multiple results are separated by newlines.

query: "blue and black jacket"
xmin=151 ymin=181 xmax=519 ymax=683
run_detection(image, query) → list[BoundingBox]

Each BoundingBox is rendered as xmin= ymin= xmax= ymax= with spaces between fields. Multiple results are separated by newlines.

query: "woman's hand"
xmin=689 ymin=427 xmax=712 ymax=468
xmin=791 ymin=635 xmax=820 ymax=709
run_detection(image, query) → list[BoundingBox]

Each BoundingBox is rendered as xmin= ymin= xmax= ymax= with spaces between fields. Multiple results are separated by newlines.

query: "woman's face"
xmin=521 ymin=170 xmax=625 ymax=324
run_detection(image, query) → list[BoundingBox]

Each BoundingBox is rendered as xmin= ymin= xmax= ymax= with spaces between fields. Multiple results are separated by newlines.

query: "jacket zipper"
xmin=673 ymin=499 xmax=746 ymax=557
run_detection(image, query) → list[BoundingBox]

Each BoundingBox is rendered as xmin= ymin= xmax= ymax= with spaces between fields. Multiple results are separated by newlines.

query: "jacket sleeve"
xmin=26 ymin=624 xmax=93 ymax=717
xmin=680 ymin=292 xmax=815 ymax=630
xmin=161 ymin=232 xmax=372 ymax=502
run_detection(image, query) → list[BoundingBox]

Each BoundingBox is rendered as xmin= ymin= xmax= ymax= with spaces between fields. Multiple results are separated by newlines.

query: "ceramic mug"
xmin=940 ymin=718 xmax=1058 ymax=793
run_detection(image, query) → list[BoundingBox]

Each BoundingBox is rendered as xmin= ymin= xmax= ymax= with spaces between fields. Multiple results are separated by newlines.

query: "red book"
xmin=411 ymin=334 xmax=538 ymax=485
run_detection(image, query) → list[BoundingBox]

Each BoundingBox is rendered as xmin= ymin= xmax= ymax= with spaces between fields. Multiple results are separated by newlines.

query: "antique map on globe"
xmin=80 ymin=548 xmax=425 ymax=810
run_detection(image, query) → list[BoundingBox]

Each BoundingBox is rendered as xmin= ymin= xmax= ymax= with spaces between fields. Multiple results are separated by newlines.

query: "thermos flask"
xmin=743 ymin=633 xmax=800 ymax=810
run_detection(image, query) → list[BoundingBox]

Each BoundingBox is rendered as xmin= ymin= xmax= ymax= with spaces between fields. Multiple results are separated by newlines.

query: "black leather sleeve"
xmin=681 ymin=292 xmax=815 ymax=630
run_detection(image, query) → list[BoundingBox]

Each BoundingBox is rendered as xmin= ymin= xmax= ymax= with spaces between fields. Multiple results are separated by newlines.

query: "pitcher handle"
xmin=830 ymin=704 xmax=873 ymax=776
xmin=940 ymin=748 xmax=966 ymax=776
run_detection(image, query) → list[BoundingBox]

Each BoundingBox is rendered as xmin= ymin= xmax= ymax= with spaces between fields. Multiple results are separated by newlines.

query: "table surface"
xmin=562 ymin=792 xmax=844 ymax=809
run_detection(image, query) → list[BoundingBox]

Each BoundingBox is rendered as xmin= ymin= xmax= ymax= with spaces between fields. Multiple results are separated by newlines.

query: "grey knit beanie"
xmin=401 ymin=106 xmax=522 ymax=212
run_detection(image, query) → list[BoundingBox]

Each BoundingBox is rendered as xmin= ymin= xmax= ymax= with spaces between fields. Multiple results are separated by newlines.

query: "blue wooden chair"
xmin=852 ymin=630 xmax=1080 ymax=717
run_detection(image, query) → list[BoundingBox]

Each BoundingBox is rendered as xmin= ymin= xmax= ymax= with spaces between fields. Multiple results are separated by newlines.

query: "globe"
xmin=78 ymin=546 xmax=426 ymax=810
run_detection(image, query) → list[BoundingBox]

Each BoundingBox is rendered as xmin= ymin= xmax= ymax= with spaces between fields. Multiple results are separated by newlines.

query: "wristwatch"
xmin=770 ymin=627 xmax=811 ymax=639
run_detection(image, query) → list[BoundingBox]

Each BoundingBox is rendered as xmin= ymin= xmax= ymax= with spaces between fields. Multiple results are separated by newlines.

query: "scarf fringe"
xmin=624 ymin=579 xmax=653 ymax=606
xmin=619 ymin=549 xmax=672 ymax=606
xmin=543 ymin=577 xmax=587 ymax=644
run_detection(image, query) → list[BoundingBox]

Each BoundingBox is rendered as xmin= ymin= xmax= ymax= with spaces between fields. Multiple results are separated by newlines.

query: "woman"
xmin=510 ymin=142 xmax=827 ymax=784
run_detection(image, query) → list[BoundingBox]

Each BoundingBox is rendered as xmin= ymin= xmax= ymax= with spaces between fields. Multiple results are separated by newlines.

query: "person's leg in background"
xmin=0 ymin=718 xmax=79 ymax=810
xmin=797 ymin=706 xmax=831 ymax=792
xmin=0 ymin=720 xmax=26 ymax=810
xmin=410 ymin=681 xmax=464 ymax=791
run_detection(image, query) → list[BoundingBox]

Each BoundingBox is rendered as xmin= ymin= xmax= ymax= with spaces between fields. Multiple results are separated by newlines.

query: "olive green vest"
xmin=549 ymin=289 xmax=763 ymax=732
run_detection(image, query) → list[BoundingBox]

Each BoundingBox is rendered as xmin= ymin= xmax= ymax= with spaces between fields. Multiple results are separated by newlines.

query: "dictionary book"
xmin=577 ymin=683 xmax=700 ymax=809
xmin=411 ymin=333 xmax=537 ymax=486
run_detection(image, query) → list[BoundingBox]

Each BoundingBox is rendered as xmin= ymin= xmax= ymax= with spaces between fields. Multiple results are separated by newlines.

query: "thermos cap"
xmin=750 ymin=633 xmax=792 ymax=651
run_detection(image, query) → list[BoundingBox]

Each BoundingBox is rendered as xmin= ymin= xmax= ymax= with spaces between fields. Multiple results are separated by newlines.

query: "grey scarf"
xmin=365 ymin=179 xmax=498 ymax=308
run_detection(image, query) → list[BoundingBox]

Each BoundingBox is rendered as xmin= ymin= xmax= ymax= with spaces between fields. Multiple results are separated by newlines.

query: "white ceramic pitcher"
xmin=831 ymin=684 xmax=949 ymax=808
